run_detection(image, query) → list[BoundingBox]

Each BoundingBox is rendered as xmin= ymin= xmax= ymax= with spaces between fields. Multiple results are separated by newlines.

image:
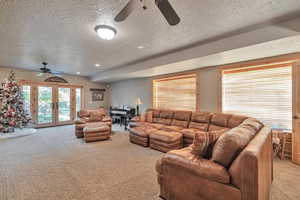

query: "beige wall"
xmin=0 ymin=67 xmax=111 ymax=110
xmin=110 ymin=66 xmax=221 ymax=113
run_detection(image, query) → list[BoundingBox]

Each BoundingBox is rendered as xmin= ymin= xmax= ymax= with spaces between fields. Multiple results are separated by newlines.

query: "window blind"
xmin=222 ymin=64 xmax=292 ymax=131
xmin=153 ymin=74 xmax=197 ymax=111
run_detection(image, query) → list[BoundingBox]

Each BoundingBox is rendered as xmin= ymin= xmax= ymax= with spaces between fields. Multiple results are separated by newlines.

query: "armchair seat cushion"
xmin=162 ymin=147 xmax=230 ymax=184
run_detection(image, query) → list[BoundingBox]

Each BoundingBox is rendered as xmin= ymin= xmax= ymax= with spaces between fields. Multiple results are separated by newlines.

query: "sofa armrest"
xmin=102 ymin=116 xmax=112 ymax=122
xmin=229 ymin=127 xmax=273 ymax=200
xmin=131 ymin=116 xmax=141 ymax=122
xmin=74 ymin=118 xmax=86 ymax=124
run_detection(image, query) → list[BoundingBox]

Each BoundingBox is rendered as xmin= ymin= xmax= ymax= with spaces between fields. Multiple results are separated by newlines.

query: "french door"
xmin=21 ymin=81 xmax=82 ymax=128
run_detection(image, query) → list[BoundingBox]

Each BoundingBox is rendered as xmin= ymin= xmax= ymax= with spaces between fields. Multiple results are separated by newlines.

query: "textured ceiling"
xmin=1 ymin=0 xmax=300 ymax=78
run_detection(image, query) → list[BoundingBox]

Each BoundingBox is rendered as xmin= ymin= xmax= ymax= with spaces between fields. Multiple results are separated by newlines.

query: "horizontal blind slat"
xmin=222 ymin=66 xmax=292 ymax=130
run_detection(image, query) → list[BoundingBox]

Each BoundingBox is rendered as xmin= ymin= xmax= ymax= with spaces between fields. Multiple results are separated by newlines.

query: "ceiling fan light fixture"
xmin=95 ymin=25 xmax=117 ymax=40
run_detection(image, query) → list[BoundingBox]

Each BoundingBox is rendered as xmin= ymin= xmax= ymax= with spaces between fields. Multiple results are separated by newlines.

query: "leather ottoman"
xmin=149 ymin=130 xmax=183 ymax=153
xmin=129 ymin=127 xmax=154 ymax=147
xmin=83 ymin=125 xmax=110 ymax=143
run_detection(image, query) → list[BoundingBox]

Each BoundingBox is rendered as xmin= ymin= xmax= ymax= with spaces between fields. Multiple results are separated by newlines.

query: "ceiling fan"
xmin=115 ymin=0 xmax=180 ymax=26
xmin=37 ymin=62 xmax=62 ymax=77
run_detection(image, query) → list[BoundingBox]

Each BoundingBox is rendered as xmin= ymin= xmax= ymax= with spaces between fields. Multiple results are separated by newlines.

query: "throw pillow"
xmin=191 ymin=129 xmax=228 ymax=157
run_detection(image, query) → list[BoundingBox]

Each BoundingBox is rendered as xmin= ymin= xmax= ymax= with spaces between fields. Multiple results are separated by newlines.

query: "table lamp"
xmin=136 ymin=98 xmax=143 ymax=116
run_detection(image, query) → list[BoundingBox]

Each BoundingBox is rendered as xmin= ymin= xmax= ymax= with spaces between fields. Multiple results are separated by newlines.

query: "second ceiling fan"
xmin=115 ymin=0 xmax=180 ymax=26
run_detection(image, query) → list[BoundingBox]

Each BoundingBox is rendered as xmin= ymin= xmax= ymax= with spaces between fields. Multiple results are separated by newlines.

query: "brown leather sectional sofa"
xmin=130 ymin=109 xmax=250 ymax=148
xmin=130 ymin=109 xmax=273 ymax=200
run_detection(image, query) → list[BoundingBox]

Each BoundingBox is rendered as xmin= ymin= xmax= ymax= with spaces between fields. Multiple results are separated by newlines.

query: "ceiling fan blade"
xmin=155 ymin=0 xmax=180 ymax=25
xmin=115 ymin=0 xmax=137 ymax=22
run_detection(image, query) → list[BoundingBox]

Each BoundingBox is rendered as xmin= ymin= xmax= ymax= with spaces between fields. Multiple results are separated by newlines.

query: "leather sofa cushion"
xmin=208 ymin=125 xmax=230 ymax=131
xmin=189 ymin=122 xmax=209 ymax=131
xmin=148 ymin=123 xmax=164 ymax=129
xmin=150 ymin=130 xmax=182 ymax=143
xmin=191 ymin=129 xmax=228 ymax=157
xmin=130 ymin=121 xmax=152 ymax=128
xmin=163 ymin=147 xmax=230 ymax=184
xmin=159 ymin=110 xmax=174 ymax=119
xmin=241 ymin=118 xmax=263 ymax=132
xmin=158 ymin=118 xmax=172 ymax=125
xmin=146 ymin=111 xmax=153 ymax=123
xmin=228 ymin=115 xmax=248 ymax=128
xmin=152 ymin=109 xmax=161 ymax=118
xmin=129 ymin=127 xmax=151 ymax=138
xmin=89 ymin=111 xmax=104 ymax=122
xmin=210 ymin=113 xmax=232 ymax=127
xmin=171 ymin=119 xmax=189 ymax=128
xmin=84 ymin=126 xmax=110 ymax=133
xmin=181 ymin=128 xmax=204 ymax=139
xmin=173 ymin=110 xmax=192 ymax=121
xmin=191 ymin=112 xmax=211 ymax=123
xmin=211 ymin=126 xmax=257 ymax=167
xmin=153 ymin=117 xmax=160 ymax=123
xmin=161 ymin=125 xmax=184 ymax=132
xmin=79 ymin=109 xmax=89 ymax=118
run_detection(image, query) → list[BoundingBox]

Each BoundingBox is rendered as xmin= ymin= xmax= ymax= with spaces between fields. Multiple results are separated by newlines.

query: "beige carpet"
xmin=0 ymin=125 xmax=299 ymax=200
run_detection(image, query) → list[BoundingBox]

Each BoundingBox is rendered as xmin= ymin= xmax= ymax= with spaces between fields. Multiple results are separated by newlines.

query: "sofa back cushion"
xmin=146 ymin=111 xmax=153 ymax=123
xmin=152 ymin=109 xmax=161 ymax=123
xmin=78 ymin=109 xmax=90 ymax=118
xmin=89 ymin=111 xmax=104 ymax=122
xmin=211 ymin=126 xmax=257 ymax=167
xmin=208 ymin=113 xmax=232 ymax=131
xmin=188 ymin=112 xmax=211 ymax=131
xmin=171 ymin=110 xmax=192 ymax=128
xmin=241 ymin=118 xmax=263 ymax=132
xmin=157 ymin=110 xmax=174 ymax=125
xmin=228 ymin=115 xmax=248 ymax=128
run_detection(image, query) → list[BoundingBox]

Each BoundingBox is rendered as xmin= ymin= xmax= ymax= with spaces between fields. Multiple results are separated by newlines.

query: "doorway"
xmin=21 ymin=81 xmax=82 ymax=128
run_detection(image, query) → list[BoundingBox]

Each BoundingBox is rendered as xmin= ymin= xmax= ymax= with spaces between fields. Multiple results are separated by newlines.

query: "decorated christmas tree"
xmin=0 ymin=71 xmax=31 ymax=130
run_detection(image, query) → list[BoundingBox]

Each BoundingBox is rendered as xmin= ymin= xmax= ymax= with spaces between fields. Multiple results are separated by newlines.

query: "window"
xmin=22 ymin=85 xmax=31 ymax=114
xmin=222 ymin=63 xmax=292 ymax=131
xmin=153 ymin=74 xmax=197 ymax=111
xmin=76 ymin=88 xmax=81 ymax=113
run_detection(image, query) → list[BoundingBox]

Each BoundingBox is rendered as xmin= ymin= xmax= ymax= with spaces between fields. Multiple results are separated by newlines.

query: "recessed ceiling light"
xmin=95 ymin=64 xmax=101 ymax=67
xmin=137 ymin=45 xmax=145 ymax=49
xmin=76 ymin=72 xmax=80 ymax=75
xmin=95 ymin=25 xmax=117 ymax=40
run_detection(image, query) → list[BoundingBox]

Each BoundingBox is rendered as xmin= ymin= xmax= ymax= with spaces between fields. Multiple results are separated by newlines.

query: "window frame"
xmin=220 ymin=61 xmax=296 ymax=131
xmin=152 ymin=73 xmax=198 ymax=111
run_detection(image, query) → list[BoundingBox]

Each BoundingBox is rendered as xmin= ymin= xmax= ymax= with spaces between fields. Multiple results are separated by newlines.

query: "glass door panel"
xmin=58 ymin=87 xmax=71 ymax=122
xmin=76 ymin=88 xmax=81 ymax=114
xmin=38 ymin=86 xmax=53 ymax=124
xmin=22 ymin=85 xmax=31 ymax=114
